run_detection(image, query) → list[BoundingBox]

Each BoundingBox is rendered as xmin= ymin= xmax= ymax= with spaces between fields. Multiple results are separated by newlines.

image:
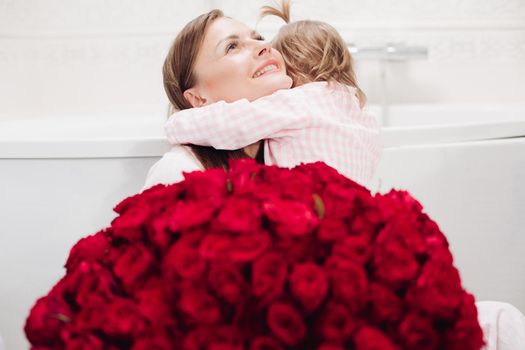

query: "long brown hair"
xmin=261 ymin=1 xmax=367 ymax=106
xmin=163 ymin=10 xmax=254 ymax=170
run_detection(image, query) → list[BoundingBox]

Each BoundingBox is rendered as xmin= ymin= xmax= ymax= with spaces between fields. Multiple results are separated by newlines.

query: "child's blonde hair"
xmin=261 ymin=1 xmax=366 ymax=106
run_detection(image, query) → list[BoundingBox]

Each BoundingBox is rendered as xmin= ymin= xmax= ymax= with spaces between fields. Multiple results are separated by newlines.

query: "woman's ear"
xmin=183 ymin=88 xmax=207 ymax=108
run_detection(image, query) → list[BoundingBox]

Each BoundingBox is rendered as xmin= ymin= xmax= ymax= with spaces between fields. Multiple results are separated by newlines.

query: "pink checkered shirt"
xmin=165 ymin=82 xmax=383 ymax=186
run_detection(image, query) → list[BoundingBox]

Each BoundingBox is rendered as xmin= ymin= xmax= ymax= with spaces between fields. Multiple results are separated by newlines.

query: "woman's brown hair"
xmin=261 ymin=2 xmax=367 ymax=106
xmin=163 ymin=10 xmax=257 ymax=170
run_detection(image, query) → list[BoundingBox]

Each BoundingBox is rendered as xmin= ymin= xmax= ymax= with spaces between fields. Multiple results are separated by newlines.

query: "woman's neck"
xmin=243 ymin=141 xmax=262 ymax=159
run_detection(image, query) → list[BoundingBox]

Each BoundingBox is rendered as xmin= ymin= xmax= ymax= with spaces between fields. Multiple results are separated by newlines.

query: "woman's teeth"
xmin=253 ymin=64 xmax=277 ymax=78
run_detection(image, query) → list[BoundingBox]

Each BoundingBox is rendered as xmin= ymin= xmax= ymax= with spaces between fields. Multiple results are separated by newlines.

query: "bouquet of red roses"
xmin=25 ymin=159 xmax=484 ymax=349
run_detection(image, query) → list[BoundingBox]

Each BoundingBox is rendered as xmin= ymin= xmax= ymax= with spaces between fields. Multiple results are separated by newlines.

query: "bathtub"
xmin=1 ymin=104 xmax=524 ymax=349
xmin=371 ymin=103 xmax=525 ymax=315
xmin=372 ymin=104 xmax=525 ymax=312
xmin=0 ymin=115 xmax=171 ymax=349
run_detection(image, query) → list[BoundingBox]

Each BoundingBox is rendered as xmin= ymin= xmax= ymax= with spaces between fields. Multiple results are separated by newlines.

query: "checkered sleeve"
xmin=164 ymin=89 xmax=311 ymax=150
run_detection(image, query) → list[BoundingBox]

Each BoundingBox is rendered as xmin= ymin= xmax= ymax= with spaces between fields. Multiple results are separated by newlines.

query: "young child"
xmin=164 ymin=2 xmax=382 ymax=187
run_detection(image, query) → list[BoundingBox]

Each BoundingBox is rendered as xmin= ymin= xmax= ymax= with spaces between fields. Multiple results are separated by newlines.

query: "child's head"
xmin=260 ymin=1 xmax=366 ymax=105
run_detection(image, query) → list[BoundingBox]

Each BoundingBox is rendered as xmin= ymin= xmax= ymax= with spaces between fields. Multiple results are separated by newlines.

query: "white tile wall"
xmin=0 ymin=0 xmax=213 ymax=118
xmin=0 ymin=0 xmax=523 ymax=113
xmin=222 ymin=0 xmax=525 ymax=104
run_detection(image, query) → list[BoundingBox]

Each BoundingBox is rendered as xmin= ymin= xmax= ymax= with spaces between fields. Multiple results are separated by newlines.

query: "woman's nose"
xmin=254 ymin=41 xmax=272 ymax=57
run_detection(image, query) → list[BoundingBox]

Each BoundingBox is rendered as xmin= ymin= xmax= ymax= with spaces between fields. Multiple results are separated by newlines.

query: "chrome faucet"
xmin=347 ymin=42 xmax=428 ymax=61
xmin=347 ymin=43 xmax=429 ymax=126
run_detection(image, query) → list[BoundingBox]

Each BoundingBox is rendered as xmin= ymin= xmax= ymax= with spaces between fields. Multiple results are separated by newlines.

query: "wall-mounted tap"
xmin=347 ymin=43 xmax=428 ymax=126
xmin=348 ymin=43 xmax=428 ymax=61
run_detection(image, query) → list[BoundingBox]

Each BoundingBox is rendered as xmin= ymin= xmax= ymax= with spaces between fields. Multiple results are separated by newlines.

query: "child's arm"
xmin=165 ymin=88 xmax=310 ymax=149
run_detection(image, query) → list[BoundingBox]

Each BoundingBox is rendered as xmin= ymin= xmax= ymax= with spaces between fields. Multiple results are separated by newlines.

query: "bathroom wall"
xmin=218 ymin=0 xmax=525 ymax=105
xmin=0 ymin=0 xmax=213 ymax=119
xmin=0 ymin=0 xmax=523 ymax=120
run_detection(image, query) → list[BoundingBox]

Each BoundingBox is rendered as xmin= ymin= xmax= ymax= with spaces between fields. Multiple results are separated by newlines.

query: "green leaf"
xmin=313 ymin=194 xmax=325 ymax=219
xmin=51 ymin=313 xmax=71 ymax=323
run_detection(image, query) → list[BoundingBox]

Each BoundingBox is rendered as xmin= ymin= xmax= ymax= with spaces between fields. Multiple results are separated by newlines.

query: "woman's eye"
xmin=226 ymin=42 xmax=238 ymax=53
xmin=255 ymin=34 xmax=265 ymax=41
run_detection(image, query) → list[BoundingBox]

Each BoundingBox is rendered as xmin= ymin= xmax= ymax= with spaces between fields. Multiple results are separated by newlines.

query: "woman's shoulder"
xmin=142 ymin=145 xmax=203 ymax=191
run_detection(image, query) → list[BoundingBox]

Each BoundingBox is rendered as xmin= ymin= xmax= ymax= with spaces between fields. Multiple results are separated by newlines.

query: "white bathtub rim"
xmin=368 ymin=102 xmax=525 ymax=127
xmin=0 ymin=138 xmax=171 ymax=159
xmin=2 ymin=104 xmax=525 ymax=157
xmin=3 ymin=121 xmax=524 ymax=158
xmin=383 ymin=120 xmax=525 ymax=148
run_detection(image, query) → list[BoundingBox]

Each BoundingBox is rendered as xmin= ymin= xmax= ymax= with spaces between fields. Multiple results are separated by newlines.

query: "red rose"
xmin=228 ymin=233 xmax=271 ymax=262
xmin=267 ymin=302 xmax=306 ymax=346
xmin=295 ymin=162 xmax=350 ymax=188
xmin=317 ymin=218 xmax=349 ymax=242
xmin=398 ymin=312 xmax=439 ymax=350
xmin=367 ymin=282 xmax=402 ymax=323
xmin=324 ymin=256 xmax=368 ymax=312
xmin=226 ymin=158 xmax=264 ymax=196
xmin=66 ymin=262 xmax=117 ymax=308
xmin=377 ymin=190 xmax=423 ymax=221
xmin=68 ymin=299 xmax=146 ymax=342
xmin=390 ymin=190 xmax=423 ymax=211
xmin=112 ymin=244 xmax=156 ymax=291
xmin=113 ymin=191 xmax=143 ymax=214
xmin=65 ymin=230 xmax=110 ymax=272
xmin=317 ymin=344 xmax=345 ymax=350
xmin=376 ymin=217 xmax=426 ymax=256
xmin=208 ymin=262 xmax=246 ymax=303
xmin=135 ymin=278 xmax=176 ymax=324
xmin=418 ymin=214 xmax=450 ymax=255
xmin=168 ymin=199 xmax=219 ymax=232
xmin=262 ymin=167 xmax=315 ymax=203
xmin=317 ymin=302 xmax=357 ymax=342
xmin=99 ymin=298 xmax=148 ymax=339
xmin=198 ymin=234 xmax=233 ymax=261
xmin=163 ymin=234 xmax=207 ymax=281
xmin=262 ymin=198 xmax=319 ymax=236
xmin=178 ymin=289 xmax=221 ymax=325
xmin=182 ymin=325 xmax=243 ymax=350
xmin=321 ymin=183 xmax=359 ymax=218
xmin=116 ymin=183 xmax=178 ymax=215
xmin=111 ymin=201 xmax=151 ymax=241
xmin=200 ymin=232 xmax=270 ymax=262
xmin=184 ymin=167 xmax=228 ymax=201
xmin=353 ymin=326 xmax=397 ymax=350
xmin=405 ymin=249 xmax=462 ymax=320
xmin=145 ymin=182 xmax=183 ymax=209
xmin=349 ymin=196 xmax=382 ymax=235
xmin=131 ymin=334 xmax=173 ymax=350
xmin=372 ymin=239 xmax=419 ymax=289
xmin=249 ymin=337 xmax=284 ymax=350
xmin=24 ymin=290 xmax=73 ymax=347
xmin=444 ymin=293 xmax=484 ymax=350
xmin=290 ymin=262 xmax=328 ymax=312
xmin=146 ymin=211 xmax=174 ymax=252
xmin=252 ymin=252 xmax=288 ymax=305
xmin=275 ymin=235 xmax=317 ymax=262
xmin=61 ymin=332 xmax=105 ymax=350
xmin=332 ymin=235 xmax=372 ymax=265
xmin=214 ymin=196 xmax=262 ymax=233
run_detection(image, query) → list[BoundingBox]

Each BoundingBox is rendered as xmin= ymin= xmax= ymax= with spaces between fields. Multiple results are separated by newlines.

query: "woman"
xmin=143 ymin=10 xmax=525 ymax=349
xmin=144 ymin=9 xmax=291 ymax=189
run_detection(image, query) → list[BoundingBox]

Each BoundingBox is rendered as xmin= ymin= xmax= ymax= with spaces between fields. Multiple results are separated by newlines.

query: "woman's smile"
xmin=252 ymin=60 xmax=280 ymax=78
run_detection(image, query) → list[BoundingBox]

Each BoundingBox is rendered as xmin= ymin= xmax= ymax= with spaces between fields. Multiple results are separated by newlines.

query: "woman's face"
xmin=185 ymin=17 xmax=293 ymax=106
